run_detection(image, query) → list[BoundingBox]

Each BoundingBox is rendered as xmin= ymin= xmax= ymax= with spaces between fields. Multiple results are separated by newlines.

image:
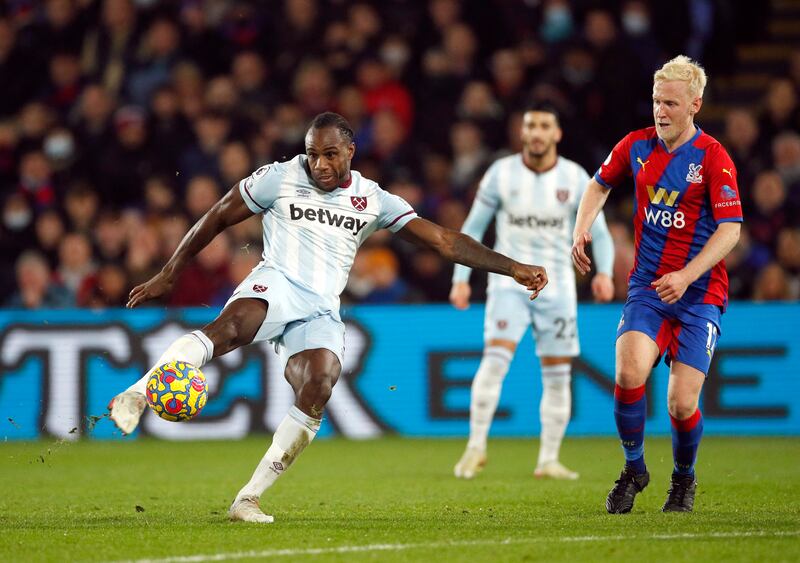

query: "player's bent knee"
xmin=286 ymin=349 xmax=341 ymax=415
xmin=616 ymin=365 xmax=649 ymax=389
xmin=667 ymin=395 xmax=698 ymax=420
xmin=297 ymin=371 xmax=335 ymax=415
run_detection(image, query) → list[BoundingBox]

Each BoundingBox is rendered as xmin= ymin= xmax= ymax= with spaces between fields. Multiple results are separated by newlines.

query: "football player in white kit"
xmin=452 ymin=103 xmax=614 ymax=480
xmin=108 ymin=112 xmax=548 ymax=523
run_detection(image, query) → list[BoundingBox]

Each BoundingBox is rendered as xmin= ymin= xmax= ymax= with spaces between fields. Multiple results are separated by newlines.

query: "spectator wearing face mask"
xmin=0 ymin=193 xmax=35 ymax=298
xmin=620 ymin=0 xmax=663 ymax=76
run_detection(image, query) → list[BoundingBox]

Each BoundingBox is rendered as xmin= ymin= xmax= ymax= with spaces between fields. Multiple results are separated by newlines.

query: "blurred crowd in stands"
xmin=0 ymin=0 xmax=797 ymax=309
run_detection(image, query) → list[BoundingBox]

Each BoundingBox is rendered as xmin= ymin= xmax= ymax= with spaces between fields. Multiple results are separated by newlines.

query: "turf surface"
xmin=1 ymin=436 xmax=798 ymax=562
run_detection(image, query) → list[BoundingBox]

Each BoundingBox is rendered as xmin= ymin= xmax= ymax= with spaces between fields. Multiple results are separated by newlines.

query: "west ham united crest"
xmin=351 ymin=196 xmax=368 ymax=211
xmin=556 ymin=189 xmax=570 ymax=203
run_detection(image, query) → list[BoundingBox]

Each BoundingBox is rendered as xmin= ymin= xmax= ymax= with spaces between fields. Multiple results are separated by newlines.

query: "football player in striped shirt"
xmin=452 ymin=102 xmax=614 ymax=481
xmin=109 ymin=112 xmax=548 ymax=523
xmin=572 ymin=56 xmax=742 ymax=513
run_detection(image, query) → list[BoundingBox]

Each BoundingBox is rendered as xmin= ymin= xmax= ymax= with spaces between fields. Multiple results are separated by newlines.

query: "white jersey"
xmin=453 ymin=154 xmax=613 ymax=302
xmin=239 ymin=155 xmax=417 ymax=299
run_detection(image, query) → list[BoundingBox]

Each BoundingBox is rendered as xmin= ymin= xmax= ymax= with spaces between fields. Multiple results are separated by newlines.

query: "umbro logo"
xmin=252 ymin=284 xmax=268 ymax=293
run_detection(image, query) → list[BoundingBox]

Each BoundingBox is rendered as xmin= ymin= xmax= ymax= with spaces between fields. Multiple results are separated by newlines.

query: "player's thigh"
xmin=615 ymin=297 xmax=668 ymax=386
xmin=484 ymin=289 xmax=531 ymax=350
xmin=281 ymin=314 xmax=345 ymax=390
xmin=530 ymin=298 xmax=579 ymax=359
xmin=615 ymin=331 xmax=659 ymax=388
xmin=202 ymin=298 xmax=268 ymax=354
xmin=667 ymin=361 xmax=705 ymax=419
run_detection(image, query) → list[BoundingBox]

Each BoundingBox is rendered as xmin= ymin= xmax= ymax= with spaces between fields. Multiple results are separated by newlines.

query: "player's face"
xmin=520 ymin=111 xmax=562 ymax=158
xmin=652 ymin=80 xmax=702 ymax=145
xmin=305 ymin=127 xmax=355 ymax=191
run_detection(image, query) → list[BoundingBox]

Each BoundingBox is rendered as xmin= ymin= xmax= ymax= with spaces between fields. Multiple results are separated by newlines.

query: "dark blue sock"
xmin=670 ymin=409 xmax=703 ymax=477
xmin=614 ymin=384 xmax=647 ymax=474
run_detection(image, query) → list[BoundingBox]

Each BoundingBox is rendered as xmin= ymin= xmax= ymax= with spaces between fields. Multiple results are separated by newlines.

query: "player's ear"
xmin=690 ymin=96 xmax=702 ymax=115
xmin=348 ymin=141 xmax=355 ymax=160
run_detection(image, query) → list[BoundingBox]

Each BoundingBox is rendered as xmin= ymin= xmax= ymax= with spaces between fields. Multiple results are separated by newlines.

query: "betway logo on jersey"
xmin=508 ymin=214 xmax=564 ymax=229
xmin=289 ymin=203 xmax=368 ymax=235
xmin=646 ymin=185 xmax=680 ymax=207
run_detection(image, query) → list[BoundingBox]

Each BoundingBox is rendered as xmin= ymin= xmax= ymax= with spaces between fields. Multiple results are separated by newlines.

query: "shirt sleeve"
xmin=705 ymin=144 xmax=744 ymax=224
xmin=377 ymin=189 xmax=418 ymax=232
xmin=594 ymin=133 xmax=633 ymax=189
xmin=452 ymin=165 xmax=501 ymax=283
xmin=589 ymin=210 xmax=614 ymax=277
xmin=238 ymin=162 xmax=283 ymax=213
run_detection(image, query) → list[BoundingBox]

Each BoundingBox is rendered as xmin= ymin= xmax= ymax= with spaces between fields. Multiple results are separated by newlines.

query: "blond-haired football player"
xmin=573 ymin=56 xmax=742 ymax=513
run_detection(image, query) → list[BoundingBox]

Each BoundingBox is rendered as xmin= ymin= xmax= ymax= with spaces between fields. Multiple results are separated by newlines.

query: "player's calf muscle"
xmin=286 ymin=350 xmax=340 ymax=417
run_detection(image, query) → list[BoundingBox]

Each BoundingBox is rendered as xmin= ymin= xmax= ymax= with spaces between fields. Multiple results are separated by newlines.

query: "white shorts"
xmin=484 ymin=288 xmax=579 ymax=358
xmin=224 ymin=266 xmax=345 ymax=370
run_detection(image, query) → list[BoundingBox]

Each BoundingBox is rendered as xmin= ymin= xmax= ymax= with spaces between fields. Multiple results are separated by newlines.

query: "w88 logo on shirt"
xmin=644 ymin=184 xmax=685 ymax=229
xmin=644 ymin=207 xmax=686 ymax=229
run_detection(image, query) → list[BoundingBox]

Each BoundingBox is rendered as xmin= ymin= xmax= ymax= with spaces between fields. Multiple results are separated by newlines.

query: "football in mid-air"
xmin=146 ymin=361 xmax=207 ymax=422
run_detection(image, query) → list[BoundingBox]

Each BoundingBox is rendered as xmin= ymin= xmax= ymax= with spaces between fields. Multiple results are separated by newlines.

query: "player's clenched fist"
xmin=651 ymin=271 xmax=691 ymax=304
xmin=511 ymin=263 xmax=548 ymax=300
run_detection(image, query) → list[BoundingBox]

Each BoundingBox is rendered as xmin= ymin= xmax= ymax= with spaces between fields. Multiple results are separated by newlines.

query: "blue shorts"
xmin=616 ymin=287 xmax=722 ymax=375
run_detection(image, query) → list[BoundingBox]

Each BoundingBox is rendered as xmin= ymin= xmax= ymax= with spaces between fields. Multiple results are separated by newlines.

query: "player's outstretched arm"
xmin=398 ymin=217 xmax=548 ymax=299
xmin=572 ymin=179 xmax=611 ymax=275
xmin=127 ymin=186 xmax=255 ymax=308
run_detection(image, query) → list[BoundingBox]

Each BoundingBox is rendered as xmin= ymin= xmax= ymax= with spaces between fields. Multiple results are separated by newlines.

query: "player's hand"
xmin=127 ymin=270 xmax=175 ymax=308
xmin=449 ymin=282 xmax=471 ymax=310
xmin=651 ymin=271 xmax=691 ymax=304
xmin=511 ymin=263 xmax=548 ymax=300
xmin=571 ymin=232 xmax=592 ymax=275
xmin=591 ymin=273 xmax=614 ymax=303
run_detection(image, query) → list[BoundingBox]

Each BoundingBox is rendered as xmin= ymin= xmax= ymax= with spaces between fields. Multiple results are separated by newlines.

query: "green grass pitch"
xmin=1 ymin=436 xmax=798 ymax=562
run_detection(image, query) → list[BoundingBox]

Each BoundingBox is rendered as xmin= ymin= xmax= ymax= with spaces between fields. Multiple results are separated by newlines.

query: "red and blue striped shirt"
xmin=595 ymin=126 xmax=743 ymax=308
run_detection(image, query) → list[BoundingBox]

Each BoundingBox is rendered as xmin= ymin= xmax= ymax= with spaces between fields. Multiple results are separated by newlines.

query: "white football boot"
xmin=107 ymin=391 xmax=147 ymax=435
xmin=534 ymin=460 xmax=579 ymax=480
xmin=453 ymin=446 xmax=487 ymax=479
xmin=228 ymin=496 xmax=275 ymax=523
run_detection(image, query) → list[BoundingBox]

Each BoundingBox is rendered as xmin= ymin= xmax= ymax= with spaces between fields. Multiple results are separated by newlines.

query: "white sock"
xmin=466 ymin=346 xmax=513 ymax=452
xmin=537 ymin=363 xmax=572 ymax=467
xmin=127 ymin=330 xmax=214 ymax=395
xmin=235 ymin=406 xmax=321 ymax=501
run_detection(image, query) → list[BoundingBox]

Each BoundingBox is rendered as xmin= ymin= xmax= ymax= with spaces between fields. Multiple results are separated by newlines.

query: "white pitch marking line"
xmin=113 ymin=530 xmax=800 ymax=563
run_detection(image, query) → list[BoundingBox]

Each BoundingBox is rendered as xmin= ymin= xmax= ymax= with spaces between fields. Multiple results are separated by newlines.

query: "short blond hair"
xmin=654 ymin=55 xmax=707 ymax=99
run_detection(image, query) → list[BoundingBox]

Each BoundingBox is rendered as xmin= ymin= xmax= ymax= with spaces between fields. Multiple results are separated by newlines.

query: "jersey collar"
xmin=658 ymin=126 xmax=703 ymax=155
